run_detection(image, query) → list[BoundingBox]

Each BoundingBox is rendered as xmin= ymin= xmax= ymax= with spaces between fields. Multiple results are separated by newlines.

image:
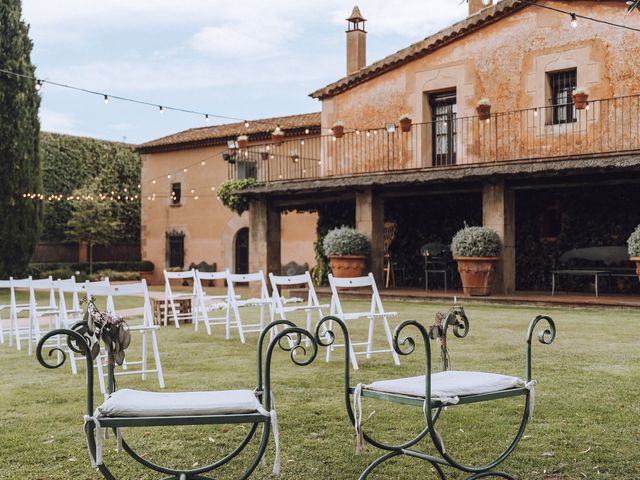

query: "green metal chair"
xmin=315 ymin=307 xmax=556 ymax=480
xmin=36 ymin=320 xmax=316 ymax=480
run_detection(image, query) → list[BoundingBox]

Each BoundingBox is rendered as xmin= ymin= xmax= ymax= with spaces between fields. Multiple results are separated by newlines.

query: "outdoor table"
xmin=551 ymin=269 xmax=609 ymax=296
xmin=150 ymin=297 xmax=192 ymax=325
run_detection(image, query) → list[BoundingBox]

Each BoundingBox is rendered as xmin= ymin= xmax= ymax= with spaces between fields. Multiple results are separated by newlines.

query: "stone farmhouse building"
xmin=228 ymin=0 xmax=640 ymax=294
xmin=137 ymin=114 xmax=320 ymax=284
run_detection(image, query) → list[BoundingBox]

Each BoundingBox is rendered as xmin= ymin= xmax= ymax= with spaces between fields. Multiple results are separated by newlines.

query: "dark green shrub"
xmin=451 ymin=226 xmax=502 ymax=257
xmin=322 ymin=227 xmax=370 ymax=256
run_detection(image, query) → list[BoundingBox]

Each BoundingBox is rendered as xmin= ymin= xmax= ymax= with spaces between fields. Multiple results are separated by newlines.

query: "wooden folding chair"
xmin=326 ymin=273 xmax=400 ymax=369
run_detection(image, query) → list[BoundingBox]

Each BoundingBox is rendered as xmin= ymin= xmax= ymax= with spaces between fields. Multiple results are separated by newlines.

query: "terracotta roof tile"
xmin=137 ymin=112 xmax=321 ymax=153
xmin=310 ymin=0 xmax=529 ymax=99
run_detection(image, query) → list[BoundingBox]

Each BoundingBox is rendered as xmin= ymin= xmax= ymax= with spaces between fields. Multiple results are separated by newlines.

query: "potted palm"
xmin=323 ymin=226 xmax=370 ymax=278
xmin=572 ymin=87 xmax=589 ymax=109
xmin=237 ymin=134 xmax=249 ymax=149
xmin=399 ymin=113 xmax=412 ymax=133
xmin=331 ymin=121 xmax=345 ymax=139
xmin=627 ymin=225 xmax=640 ymax=283
xmin=451 ymin=225 xmax=502 ymax=296
xmin=476 ymin=98 xmax=491 ymax=121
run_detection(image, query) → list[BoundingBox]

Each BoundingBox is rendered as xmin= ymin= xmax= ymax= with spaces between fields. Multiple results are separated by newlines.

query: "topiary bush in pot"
xmin=323 ymin=226 xmax=370 ymax=278
xmin=627 ymin=225 xmax=640 ymax=283
xmin=451 ymin=225 xmax=502 ymax=296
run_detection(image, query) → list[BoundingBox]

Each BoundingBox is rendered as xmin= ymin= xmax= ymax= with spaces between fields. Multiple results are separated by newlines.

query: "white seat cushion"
xmin=365 ymin=370 xmax=524 ymax=403
xmin=96 ymin=388 xmax=264 ymax=418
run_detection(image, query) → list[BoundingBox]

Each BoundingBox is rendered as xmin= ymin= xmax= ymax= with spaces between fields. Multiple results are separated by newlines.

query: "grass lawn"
xmin=0 ymin=298 xmax=639 ymax=479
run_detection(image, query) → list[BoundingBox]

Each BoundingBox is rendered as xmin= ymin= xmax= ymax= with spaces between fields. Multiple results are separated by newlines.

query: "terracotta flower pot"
xmin=632 ymin=256 xmax=640 ymax=284
xmin=476 ymin=104 xmax=491 ymax=121
xmin=237 ymin=138 xmax=249 ymax=149
xmin=573 ymin=93 xmax=589 ymax=110
xmin=272 ymin=133 xmax=284 ymax=145
xmin=454 ymin=256 xmax=499 ymax=296
xmin=332 ymin=125 xmax=344 ymax=138
xmin=140 ymin=270 xmax=155 ymax=285
xmin=329 ymin=255 xmax=367 ymax=278
xmin=399 ymin=118 xmax=412 ymax=133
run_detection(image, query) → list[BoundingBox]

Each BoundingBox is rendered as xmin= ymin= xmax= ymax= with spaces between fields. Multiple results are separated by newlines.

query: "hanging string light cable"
xmin=519 ymin=0 xmax=640 ymax=32
xmin=0 ymin=67 xmax=256 ymax=126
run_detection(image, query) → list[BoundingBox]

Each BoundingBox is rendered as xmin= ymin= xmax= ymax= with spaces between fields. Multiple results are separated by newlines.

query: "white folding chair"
xmin=163 ymin=269 xmax=198 ymax=328
xmin=56 ymin=278 xmax=110 ymax=377
xmin=85 ymin=280 xmax=165 ymax=392
xmin=227 ymin=271 xmax=274 ymax=344
xmin=269 ymin=271 xmax=328 ymax=342
xmin=0 ymin=279 xmax=13 ymax=345
xmin=193 ymin=270 xmax=232 ymax=336
xmin=326 ymin=273 xmax=400 ymax=370
xmin=7 ymin=277 xmax=31 ymax=350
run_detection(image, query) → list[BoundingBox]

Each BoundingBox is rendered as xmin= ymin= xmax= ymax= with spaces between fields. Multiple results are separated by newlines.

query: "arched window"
xmin=234 ymin=227 xmax=249 ymax=274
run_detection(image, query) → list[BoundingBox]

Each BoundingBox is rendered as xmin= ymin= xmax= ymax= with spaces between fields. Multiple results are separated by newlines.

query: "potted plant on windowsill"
xmin=331 ymin=121 xmax=345 ymax=139
xmin=139 ymin=260 xmax=155 ymax=284
xmin=627 ymin=225 xmax=640 ymax=283
xmin=323 ymin=226 xmax=370 ymax=278
xmin=272 ymin=127 xmax=285 ymax=145
xmin=476 ymin=98 xmax=491 ymax=121
xmin=451 ymin=225 xmax=502 ymax=296
xmin=572 ymin=87 xmax=589 ymax=109
xmin=399 ymin=113 xmax=412 ymax=133
xmin=237 ymin=134 xmax=249 ymax=149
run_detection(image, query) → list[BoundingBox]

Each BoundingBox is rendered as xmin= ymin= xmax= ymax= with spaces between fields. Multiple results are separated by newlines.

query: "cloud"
xmin=190 ymin=22 xmax=296 ymax=57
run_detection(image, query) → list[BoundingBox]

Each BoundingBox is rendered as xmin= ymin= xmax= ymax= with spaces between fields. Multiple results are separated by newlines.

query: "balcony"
xmin=226 ymin=94 xmax=640 ymax=184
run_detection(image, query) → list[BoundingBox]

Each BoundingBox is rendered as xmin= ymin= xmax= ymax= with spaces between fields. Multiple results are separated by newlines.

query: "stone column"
xmin=482 ymin=181 xmax=515 ymax=294
xmin=249 ymin=197 xmax=281 ymax=295
xmin=356 ymin=189 xmax=384 ymax=285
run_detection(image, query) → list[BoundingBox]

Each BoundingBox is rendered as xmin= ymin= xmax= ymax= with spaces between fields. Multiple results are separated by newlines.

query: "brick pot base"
xmin=454 ymin=256 xmax=499 ymax=296
xmin=329 ymin=255 xmax=367 ymax=278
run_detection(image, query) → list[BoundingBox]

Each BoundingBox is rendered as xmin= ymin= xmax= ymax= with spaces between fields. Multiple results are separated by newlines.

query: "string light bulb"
xmin=305 ymin=128 xmax=309 ymax=134
xmin=159 ymin=105 xmax=164 ymax=114
xmin=205 ymin=114 xmax=209 ymax=123
xmin=244 ymin=121 xmax=250 ymax=128
xmin=534 ymin=108 xmax=539 ymax=116
xmin=35 ymin=80 xmax=42 ymax=91
xmin=570 ymin=13 xmax=578 ymax=28
xmin=103 ymin=94 xmax=109 ymax=105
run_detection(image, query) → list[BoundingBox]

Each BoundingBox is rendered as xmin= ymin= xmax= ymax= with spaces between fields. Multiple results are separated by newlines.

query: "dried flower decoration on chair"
xmin=75 ymin=298 xmax=131 ymax=366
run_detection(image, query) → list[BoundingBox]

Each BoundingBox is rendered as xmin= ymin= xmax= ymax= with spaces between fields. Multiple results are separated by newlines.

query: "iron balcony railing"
xmin=226 ymin=94 xmax=640 ymax=183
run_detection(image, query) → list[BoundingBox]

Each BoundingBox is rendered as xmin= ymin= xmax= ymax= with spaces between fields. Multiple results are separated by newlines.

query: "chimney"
xmin=468 ymin=0 xmax=492 ymax=16
xmin=346 ymin=6 xmax=366 ymax=75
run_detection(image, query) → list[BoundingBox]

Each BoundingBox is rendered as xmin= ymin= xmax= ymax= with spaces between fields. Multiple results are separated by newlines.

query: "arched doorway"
xmin=234 ymin=227 xmax=249 ymax=274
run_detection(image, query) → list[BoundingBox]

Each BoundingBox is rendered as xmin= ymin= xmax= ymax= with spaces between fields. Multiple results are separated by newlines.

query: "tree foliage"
xmin=0 ymin=0 xmax=43 ymax=276
xmin=41 ymin=132 xmax=140 ymax=242
xmin=66 ymin=181 xmax=123 ymax=272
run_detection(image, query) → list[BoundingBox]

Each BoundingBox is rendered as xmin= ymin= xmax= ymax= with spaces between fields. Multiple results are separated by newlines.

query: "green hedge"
xmin=40 ymin=132 xmax=140 ymax=242
xmin=27 ymin=261 xmax=148 ymax=278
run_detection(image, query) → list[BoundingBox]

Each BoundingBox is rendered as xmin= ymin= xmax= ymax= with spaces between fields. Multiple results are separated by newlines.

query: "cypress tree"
xmin=0 ymin=0 xmax=42 ymax=277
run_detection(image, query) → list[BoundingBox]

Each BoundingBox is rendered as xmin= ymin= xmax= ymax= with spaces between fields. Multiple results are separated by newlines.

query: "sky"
xmin=21 ymin=1 xmax=468 ymax=144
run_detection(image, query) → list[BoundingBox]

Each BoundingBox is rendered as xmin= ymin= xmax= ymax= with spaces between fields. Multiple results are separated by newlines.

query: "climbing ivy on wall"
xmin=40 ymin=133 xmax=141 ymax=243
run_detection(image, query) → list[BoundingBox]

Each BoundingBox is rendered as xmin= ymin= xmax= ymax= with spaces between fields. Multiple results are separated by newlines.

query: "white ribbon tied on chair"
xmin=83 ymin=414 xmax=103 ymax=467
xmin=256 ymin=392 xmax=281 ymax=474
xmin=525 ymin=380 xmax=537 ymax=420
xmin=353 ymin=383 xmax=364 ymax=454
